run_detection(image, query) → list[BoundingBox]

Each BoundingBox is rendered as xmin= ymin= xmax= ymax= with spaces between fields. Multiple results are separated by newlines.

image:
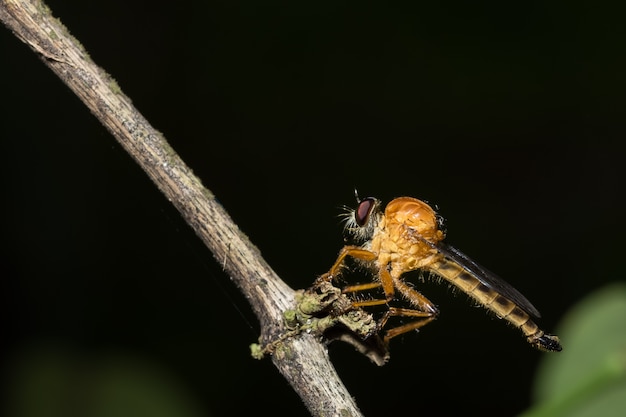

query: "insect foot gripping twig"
xmin=250 ymin=281 xmax=390 ymax=366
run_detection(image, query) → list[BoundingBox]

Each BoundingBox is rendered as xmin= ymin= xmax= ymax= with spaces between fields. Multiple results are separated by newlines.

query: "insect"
xmin=317 ymin=195 xmax=562 ymax=352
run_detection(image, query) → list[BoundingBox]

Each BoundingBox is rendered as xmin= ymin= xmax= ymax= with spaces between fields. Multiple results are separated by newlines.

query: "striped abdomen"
xmin=427 ymin=257 xmax=562 ymax=352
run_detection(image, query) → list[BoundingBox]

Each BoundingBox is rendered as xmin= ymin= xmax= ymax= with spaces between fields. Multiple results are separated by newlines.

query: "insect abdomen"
xmin=427 ymin=258 xmax=562 ymax=351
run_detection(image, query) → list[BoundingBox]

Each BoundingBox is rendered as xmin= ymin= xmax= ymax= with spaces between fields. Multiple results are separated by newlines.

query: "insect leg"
xmin=379 ymin=307 xmax=437 ymax=346
xmin=340 ymin=282 xmax=389 ymax=308
xmin=316 ymin=245 xmax=377 ymax=283
xmin=392 ymin=275 xmax=439 ymax=315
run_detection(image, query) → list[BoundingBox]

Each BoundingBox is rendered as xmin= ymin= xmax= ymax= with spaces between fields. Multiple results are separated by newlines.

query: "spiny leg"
xmin=340 ymin=268 xmax=401 ymax=308
xmin=379 ymin=276 xmax=439 ymax=346
xmin=342 ymin=281 xmax=390 ymax=308
xmin=342 ymin=281 xmax=383 ymax=294
xmin=343 ymin=263 xmax=437 ymax=313
xmin=337 ymin=262 xmax=439 ymax=319
xmin=379 ymin=307 xmax=437 ymax=346
xmin=316 ymin=246 xmax=378 ymax=284
xmin=392 ymin=274 xmax=439 ymax=315
xmin=317 ymin=248 xmax=439 ymax=347
xmin=342 ymin=275 xmax=439 ymax=346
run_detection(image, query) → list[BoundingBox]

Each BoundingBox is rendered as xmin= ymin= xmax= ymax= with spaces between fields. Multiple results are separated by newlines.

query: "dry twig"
xmin=0 ymin=0 xmax=368 ymax=415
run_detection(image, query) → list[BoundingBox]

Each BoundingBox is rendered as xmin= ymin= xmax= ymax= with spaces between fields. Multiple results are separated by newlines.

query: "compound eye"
xmin=355 ymin=197 xmax=376 ymax=226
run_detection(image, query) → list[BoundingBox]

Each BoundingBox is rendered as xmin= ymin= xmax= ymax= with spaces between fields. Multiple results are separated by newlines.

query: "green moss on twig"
xmin=250 ymin=281 xmax=389 ymax=365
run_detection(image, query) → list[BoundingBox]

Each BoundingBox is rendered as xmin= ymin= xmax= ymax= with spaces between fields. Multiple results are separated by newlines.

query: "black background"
xmin=2 ymin=1 xmax=625 ymax=416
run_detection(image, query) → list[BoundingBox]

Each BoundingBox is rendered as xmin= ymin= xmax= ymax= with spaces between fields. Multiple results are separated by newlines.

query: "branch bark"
xmin=0 ymin=1 xmax=364 ymax=415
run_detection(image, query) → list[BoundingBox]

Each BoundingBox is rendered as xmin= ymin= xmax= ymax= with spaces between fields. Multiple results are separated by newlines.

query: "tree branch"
xmin=0 ymin=0 xmax=364 ymax=415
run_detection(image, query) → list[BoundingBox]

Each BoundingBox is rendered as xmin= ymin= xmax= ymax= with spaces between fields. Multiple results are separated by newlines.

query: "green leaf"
xmin=5 ymin=347 xmax=207 ymax=417
xmin=520 ymin=282 xmax=626 ymax=417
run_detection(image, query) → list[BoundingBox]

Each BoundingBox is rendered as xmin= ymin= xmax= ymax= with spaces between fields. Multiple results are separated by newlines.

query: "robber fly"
xmin=317 ymin=195 xmax=562 ymax=352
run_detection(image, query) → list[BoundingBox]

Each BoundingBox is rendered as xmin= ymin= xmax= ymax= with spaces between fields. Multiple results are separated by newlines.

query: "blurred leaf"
xmin=520 ymin=282 xmax=626 ymax=417
xmin=4 ymin=346 xmax=207 ymax=417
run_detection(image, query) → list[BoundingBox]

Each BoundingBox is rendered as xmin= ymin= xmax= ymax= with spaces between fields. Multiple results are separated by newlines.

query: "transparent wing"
xmin=434 ymin=242 xmax=541 ymax=318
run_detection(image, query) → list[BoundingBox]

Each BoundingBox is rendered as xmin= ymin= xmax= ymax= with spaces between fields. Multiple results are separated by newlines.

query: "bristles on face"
xmin=339 ymin=199 xmax=381 ymax=243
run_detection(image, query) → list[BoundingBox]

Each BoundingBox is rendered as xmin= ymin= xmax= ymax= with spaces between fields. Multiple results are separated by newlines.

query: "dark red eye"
xmin=355 ymin=197 xmax=376 ymax=226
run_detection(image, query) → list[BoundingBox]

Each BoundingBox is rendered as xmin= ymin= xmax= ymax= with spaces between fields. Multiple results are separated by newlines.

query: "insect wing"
xmin=435 ymin=243 xmax=542 ymax=319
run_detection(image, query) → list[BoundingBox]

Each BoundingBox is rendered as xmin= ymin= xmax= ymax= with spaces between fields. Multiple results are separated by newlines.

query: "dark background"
xmin=2 ymin=1 xmax=625 ymax=416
